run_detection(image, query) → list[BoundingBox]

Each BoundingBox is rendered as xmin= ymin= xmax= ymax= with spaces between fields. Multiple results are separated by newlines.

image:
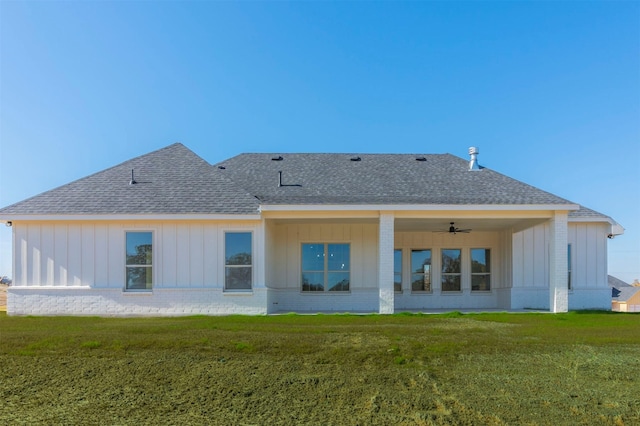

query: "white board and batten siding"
xmin=267 ymin=222 xmax=380 ymax=312
xmin=393 ymin=230 xmax=502 ymax=311
xmin=9 ymin=221 xmax=268 ymax=316
xmin=266 ymin=223 xmax=506 ymax=312
xmin=511 ymin=221 xmax=611 ymax=310
xmin=8 ymin=218 xmax=614 ymax=315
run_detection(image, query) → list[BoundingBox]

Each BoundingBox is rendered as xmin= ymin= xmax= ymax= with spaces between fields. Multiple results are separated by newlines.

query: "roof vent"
xmin=415 ymin=156 xmax=426 ymax=162
xmin=350 ymin=156 xmax=361 ymax=162
xmin=271 ymin=155 xmax=283 ymax=161
xmin=129 ymin=169 xmax=137 ymax=185
xmin=468 ymin=147 xmax=480 ymax=171
xmin=218 ymin=166 xmax=226 ymax=170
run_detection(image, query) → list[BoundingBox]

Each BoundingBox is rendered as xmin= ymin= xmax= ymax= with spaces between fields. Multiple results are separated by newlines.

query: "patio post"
xmin=379 ymin=212 xmax=395 ymax=314
xmin=549 ymin=211 xmax=569 ymax=312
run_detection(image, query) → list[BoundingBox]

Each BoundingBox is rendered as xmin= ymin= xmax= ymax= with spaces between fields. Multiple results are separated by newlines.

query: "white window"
xmin=225 ymin=232 xmax=252 ymax=290
xmin=125 ymin=231 xmax=153 ymax=290
xmin=441 ymin=249 xmax=461 ymax=292
xmin=301 ymin=243 xmax=350 ymax=292
xmin=471 ymin=248 xmax=491 ymax=291
xmin=411 ymin=249 xmax=432 ymax=292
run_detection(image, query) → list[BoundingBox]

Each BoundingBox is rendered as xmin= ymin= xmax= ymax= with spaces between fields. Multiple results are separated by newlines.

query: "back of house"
xmin=0 ymin=143 xmax=624 ymax=316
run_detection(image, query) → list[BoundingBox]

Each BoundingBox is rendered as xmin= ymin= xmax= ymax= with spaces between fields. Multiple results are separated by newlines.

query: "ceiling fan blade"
xmin=432 ymin=222 xmax=472 ymax=233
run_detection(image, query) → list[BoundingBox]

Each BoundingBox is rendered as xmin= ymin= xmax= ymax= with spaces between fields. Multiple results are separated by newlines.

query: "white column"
xmin=549 ymin=211 xmax=569 ymax=313
xmin=378 ymin=212 xmax=395 ymax=314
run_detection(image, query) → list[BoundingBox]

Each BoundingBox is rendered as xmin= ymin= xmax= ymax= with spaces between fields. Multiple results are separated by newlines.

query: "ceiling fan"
xmin=435 ymin=222 xmax=472 ymax=234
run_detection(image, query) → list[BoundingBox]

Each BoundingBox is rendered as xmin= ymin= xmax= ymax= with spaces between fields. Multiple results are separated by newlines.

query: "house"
xmin=612 ymin=287 xmax=640 ymax=312
xmin=0 ymin=143 xmax=624 ymax=316
xmin=609 ymin=274 xmax=631 ymax=298
xmin=610 ymin=276 xmax=640 ymax=312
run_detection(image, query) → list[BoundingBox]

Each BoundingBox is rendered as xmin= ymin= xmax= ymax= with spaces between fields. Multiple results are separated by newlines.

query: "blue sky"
xmin=1 ymin=1 xmax=638 ymax=283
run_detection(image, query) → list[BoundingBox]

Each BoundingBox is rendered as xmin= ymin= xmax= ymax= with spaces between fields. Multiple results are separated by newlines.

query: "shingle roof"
xmin=0 ymin=145 xmax=615 ymax=219
xmin=0 ymin=143 xmax=259 ymax=215
xmin=609 ymin=275 xmax=632 ymax=288
xmin=216 ymin=153 xmax=575 ymax=206
xmin=613 ymin=286 xmax=640 ymax=302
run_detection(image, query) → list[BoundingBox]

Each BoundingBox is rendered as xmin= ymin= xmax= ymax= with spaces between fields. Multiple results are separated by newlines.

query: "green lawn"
xmin=1 ymin=312 xmax=639 ymax=425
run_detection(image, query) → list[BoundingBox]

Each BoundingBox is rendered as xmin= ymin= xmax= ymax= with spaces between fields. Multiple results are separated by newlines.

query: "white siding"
xmin=94 ymin=224 xmax=109 ymax=287
xmin=394 ymin=231 xmax=502 ymax=311
xmin=511 ymin=221 xmax=611 ymax=310
xmin=9 ymin=218 xmax=613 ymax=315
xmin=9 ymin=220 xmax=267 ymax=316
xmin=568 ymin=223 xmax=609 ymax=289
xmin=513 ymin=223 xmax=550 ymax=289
xmin=266 ymin=222 xmax=378 ymax=312
xmin=81 ymin=224 xmax=95 ymax=287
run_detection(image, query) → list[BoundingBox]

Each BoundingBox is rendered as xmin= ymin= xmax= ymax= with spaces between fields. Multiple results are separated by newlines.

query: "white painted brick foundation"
xmin=7 ymin=287 xmax=268 ymax=316
xmin=267 ymin=289 xmax=379 ymax=313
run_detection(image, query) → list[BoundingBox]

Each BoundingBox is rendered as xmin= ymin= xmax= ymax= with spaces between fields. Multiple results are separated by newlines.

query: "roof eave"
xmin=258 ymin=203 xmax=581 ymax=212
xmin=0 ymin=213 xmax=262 ymax=222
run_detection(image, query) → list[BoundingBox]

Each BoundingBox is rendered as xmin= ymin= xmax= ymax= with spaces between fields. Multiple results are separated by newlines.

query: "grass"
xmin=1 ymin=312 xmax=639 ymax=425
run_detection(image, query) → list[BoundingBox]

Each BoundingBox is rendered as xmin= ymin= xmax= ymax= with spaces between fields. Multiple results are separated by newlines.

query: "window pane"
xmin=394 ymin=249 xmax=402 ymax=292
xmin=411 ymin=272 xmax=431 ymax=292
xmin=411 ymin=250 xmax=431 ymax=274
xmin=126 ymin=267 xmax=152 ymax=290
xmin=126 ymin=232 xmax=152 ymax=265
xmin=472 ymin=274 xmax=490 ymax=291
xmin=471 ymin=249 xmax=490 ymax=273
xmin=302 ymin=244 xmax=325 ymax=271
xmin=302 ymin=272 xmax=324 ymax=291
xmin=225 ymin=233 xmax=252 ymax=265
xmin=225 ymin=266 xmax=252 ymax=290
xmin=328 ymin=272 xmax=349 ymax=291
xmin=441 ymin=249 xmax=461 ymax=273
xmin=328 ymin=244 xmax=350 ymax=271
xmin=394 ymin=273 xmax=402 ymax=292
xmin=442 ymin=275 xmax=461 ymax=292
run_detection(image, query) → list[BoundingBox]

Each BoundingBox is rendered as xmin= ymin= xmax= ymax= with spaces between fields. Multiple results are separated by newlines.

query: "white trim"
xmin=9 ymin=286 xmax=93 ymax=290
xmin=0 ymin=214 xmax=262 ymax=221
xmin=223 ymin=230 xmax=254 ymax=291
xmin=470 ymin=247 xmax=492 ymax=292
xmin=124 ymin=229 xmax=155 ymax=291
xmin=568 ymin=217 xmax=616 ymax=224
xmin=300 ymin=242 xmax=351 ymax=293
xmin=259 ymin=204 xmax=580 ymax=212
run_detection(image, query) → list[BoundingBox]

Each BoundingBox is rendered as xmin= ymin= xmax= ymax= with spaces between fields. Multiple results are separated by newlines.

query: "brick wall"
xmin=7 ymin=287 xmax=268 ymax=316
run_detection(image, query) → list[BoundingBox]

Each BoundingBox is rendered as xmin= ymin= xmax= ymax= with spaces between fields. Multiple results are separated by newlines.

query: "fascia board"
xmin=0 ymin=214 xmax=262 ymax=222
xmin=258 ymin=204 xmax=580 ymax=212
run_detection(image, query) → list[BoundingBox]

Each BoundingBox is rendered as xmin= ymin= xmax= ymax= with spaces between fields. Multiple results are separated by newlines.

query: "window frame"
xmin=224 ymin=231 xmax=253 ymax=292
xmin=441 ymin=248 xmax=462 ymax=292
xmin=301 ymin=243 xmax=351 ymax=293
xmin=470 ymin=248 xmax=491 ymax=292
xmin=124 ymin=230 xmax=154 ymax=291
xmin=410 ymin=248 xmax=432 ymax=293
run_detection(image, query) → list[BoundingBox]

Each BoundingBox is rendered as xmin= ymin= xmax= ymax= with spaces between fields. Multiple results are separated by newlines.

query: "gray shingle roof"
xmin=609 ymin=275 xmax=632 ymax=288
xmin=613 ymin=286 xmax=640 ymax=302
xmin=0 ymin=143 xmax=259 ymax=215
xmin=216 ymin=153 xmax=575 ymax=206
xmin=0 ymin=145 xmax=615 ymax=218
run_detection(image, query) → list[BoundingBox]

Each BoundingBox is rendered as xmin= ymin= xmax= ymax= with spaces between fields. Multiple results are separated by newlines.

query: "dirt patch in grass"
xmin=1 ymin=313 xmax=639 ymax=425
